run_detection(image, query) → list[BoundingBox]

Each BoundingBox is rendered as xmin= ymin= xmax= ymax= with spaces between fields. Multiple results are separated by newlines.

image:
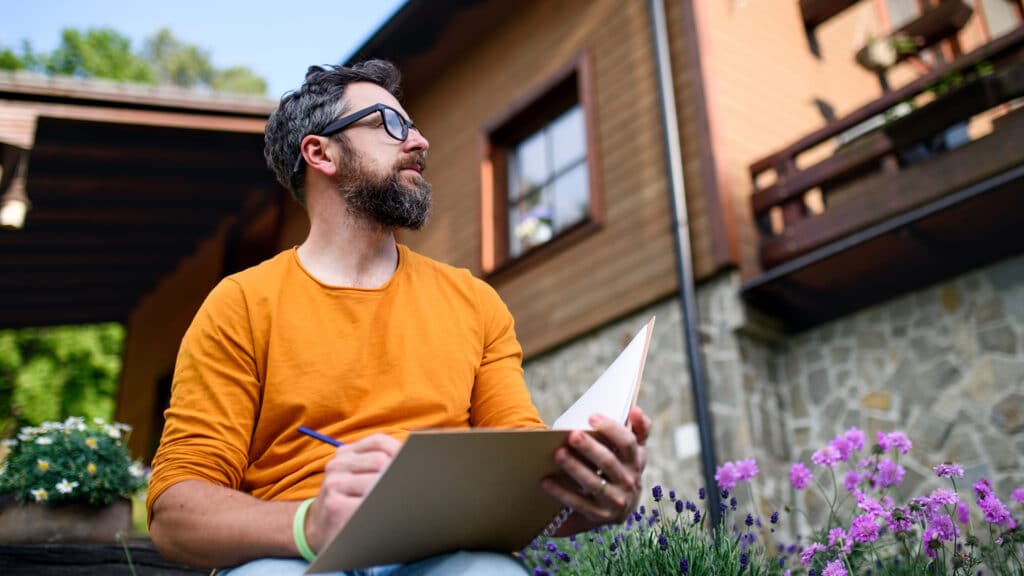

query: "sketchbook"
xmin=305 ymin=317 xmax=656 ymax=573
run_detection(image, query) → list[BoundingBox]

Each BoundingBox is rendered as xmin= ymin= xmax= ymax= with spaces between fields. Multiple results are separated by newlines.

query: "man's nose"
xmin=404 ymin=128 xmax=429 ymax=155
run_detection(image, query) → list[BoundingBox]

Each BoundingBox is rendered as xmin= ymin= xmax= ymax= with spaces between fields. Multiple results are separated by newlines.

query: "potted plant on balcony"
xmin=0 ymin=416 xmax=147 ymax=544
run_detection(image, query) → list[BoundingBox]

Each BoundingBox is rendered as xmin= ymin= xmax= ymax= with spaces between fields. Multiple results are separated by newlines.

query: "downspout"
xmin=647 ymin=0 xmax=721 ymax=527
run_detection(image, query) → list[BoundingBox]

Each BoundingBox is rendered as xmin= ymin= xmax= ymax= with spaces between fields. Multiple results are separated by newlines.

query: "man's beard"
xmin=336 ymin=152 xmax=431 ymax=231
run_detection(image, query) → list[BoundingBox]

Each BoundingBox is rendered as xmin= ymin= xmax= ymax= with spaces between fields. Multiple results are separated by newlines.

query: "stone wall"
xmin=522 ymin=252 xmax=1024 ymax=527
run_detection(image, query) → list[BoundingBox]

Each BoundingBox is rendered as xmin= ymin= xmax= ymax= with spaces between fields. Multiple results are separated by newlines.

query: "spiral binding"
xmin=541 ymin=506 xmax=573 ymax=537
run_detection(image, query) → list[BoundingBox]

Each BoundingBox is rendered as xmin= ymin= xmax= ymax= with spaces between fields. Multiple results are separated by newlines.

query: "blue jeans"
xmin=218 ymin=551 xmax=528 ymax=576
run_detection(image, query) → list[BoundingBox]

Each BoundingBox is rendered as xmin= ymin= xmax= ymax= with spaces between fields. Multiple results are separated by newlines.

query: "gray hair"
xmin=263 ymin=60 xmax=402 ymax=206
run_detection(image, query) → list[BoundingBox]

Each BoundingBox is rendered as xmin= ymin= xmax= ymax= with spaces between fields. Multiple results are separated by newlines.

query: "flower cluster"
xmin=781 ymin=428 xmax=1024 ymax=576
xmin=0 ymin=417 xmax=147 ymax=507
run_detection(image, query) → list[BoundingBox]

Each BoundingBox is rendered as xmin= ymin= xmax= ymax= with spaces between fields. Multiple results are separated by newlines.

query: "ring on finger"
xmin=597 ymin=477 xmax=608 ymax=496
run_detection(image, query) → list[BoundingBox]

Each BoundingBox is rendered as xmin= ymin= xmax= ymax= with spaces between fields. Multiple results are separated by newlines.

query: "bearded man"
xmin=146 ymin=60 xmax=650 ymax=576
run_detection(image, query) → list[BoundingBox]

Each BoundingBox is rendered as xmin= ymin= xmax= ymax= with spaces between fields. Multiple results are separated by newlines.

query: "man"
xmin=147 ymin=60 xmax=651 ymax=576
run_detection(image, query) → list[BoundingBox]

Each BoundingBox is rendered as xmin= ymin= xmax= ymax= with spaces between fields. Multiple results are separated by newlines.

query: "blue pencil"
xmin=298 ymin=425 xmax=343 ymax=447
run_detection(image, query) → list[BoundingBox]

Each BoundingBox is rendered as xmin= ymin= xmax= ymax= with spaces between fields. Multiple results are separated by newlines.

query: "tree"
xmin=46 ymin=28 xmax=154 ymax=83
xmin=212 ymin=66 xmax=268 ymax=96
xmin=143 ymin=28 xmax=214 ymax=89
xmin=0 ymin=27 xmax=267 ymax=96
xmin=0 ymin=324 xmax=125 ymax=437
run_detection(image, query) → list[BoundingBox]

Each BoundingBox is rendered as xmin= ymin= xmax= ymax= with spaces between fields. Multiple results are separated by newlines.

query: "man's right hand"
xmin=304 ymin=433 xmax=402 ymax=553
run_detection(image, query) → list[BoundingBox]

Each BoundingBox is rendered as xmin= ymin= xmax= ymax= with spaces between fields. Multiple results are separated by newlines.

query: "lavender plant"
xmin=522 ymin=467 xmax=781 ymax=575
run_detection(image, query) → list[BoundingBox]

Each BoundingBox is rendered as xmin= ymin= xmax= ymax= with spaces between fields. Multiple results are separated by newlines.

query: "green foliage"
xmin=0 ymin=46 xmax=26 ymax=71
xmin=0 ymin=417 xmax=146 ymax=507
xmin=0 ymin=324 xmax=125 ymax=438
xmin=46 ymin=28 xmax=155 ymax=83
xmin=1 ymin=26 xmax=267 ymax=96
xmin=212 ymin=66 xmax=269 ymax=96
xmin=143 ymin=28 xmax=214 ymax=88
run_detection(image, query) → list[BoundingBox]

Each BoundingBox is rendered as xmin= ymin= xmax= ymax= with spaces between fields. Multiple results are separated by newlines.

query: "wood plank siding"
xmin=390 ymin=0 xmax=718 ymax=357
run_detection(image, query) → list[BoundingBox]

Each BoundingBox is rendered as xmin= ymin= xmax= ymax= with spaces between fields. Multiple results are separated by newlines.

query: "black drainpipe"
xmin=647 ymin=0 xmax=722 ymax=527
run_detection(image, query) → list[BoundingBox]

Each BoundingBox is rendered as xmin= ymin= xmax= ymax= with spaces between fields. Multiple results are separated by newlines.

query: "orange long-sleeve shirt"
xmin=147 ymin=244 xmax=545 ymax=520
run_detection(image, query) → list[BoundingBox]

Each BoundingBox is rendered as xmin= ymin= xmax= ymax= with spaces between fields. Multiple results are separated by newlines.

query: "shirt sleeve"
xmin=469 ymin=279 xmax=547 ymax=430
xmin=146 ymin=277 xmax=261 ymax=521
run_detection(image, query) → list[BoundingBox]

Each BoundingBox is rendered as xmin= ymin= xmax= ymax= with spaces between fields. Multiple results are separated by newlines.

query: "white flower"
xmin=92 ymin=417 xmax=106 ymax=425
xmin=30 ymin=488 xmax=48 ymax=502
xmin=35 ymin=436 xmax=53 ymax=446
xmin=0 ymin=463 xmax=6 ymax=476
xmin=55 ymin=479 xmax=79 ymax=494
xmin=115 ymin=422 xmax=132 ymax=433
xmin=104 ymin=425 xmax=121 ymax=440
xmin=1 ymin=439 xmax=17 ymax=448
xmin=129 ymin=462 xmax=145 ymax=479
xmin=63 ymin=416 xmax=86 ymax=432
xmin=17 ymin=434 xmax=32 ymax=442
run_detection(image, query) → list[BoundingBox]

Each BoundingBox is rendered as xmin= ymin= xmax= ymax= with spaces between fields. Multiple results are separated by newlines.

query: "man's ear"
xmin=300 ymin=135 xmax=338 ymax=178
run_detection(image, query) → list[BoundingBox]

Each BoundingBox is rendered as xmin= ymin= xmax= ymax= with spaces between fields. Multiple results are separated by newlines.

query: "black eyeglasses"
xmin=292 ymin=103 xmax=421 ymax=173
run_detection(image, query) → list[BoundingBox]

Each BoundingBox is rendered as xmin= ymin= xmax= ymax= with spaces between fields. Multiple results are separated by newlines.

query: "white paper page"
xmin=552 ymin=317 xmax=654 ymax=430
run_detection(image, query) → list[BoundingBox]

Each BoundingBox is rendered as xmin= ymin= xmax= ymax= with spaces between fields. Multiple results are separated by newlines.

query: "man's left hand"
xmin=542 ymin=406 xmax=651 ymax=526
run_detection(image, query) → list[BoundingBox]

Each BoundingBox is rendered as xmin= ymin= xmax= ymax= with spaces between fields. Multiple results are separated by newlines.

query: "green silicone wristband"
xmin=293 ymin=497 xmax=317 ymax=562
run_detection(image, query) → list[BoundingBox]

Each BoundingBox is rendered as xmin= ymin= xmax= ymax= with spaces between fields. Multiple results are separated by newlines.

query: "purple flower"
xmin=877 ymin=431 xmax=912 ymax=454
xmin=669 ymin=489 xmax=676 ymax=501
xmin=850 ymin=514 xmax=880 ymax=543
xmin=771 ymin=510 xmax=779 ymax=524
xmin=800 ymin=543 xmax=825 ymax=567
xmin=874 ymin=459 xmax=905 ymax=488
xmin=675 ymin=499 xmax=684 ymax=514
xmin=929 ymin=487 xmax=959 ymax=508
xmin=844 ymin=427 xmax=866 ymax=452
xmin=956 ymin=501 xmax=971 ymax=524
xmin=844 ymin=470 xmax=860 ymax=492
xmin=974 ymin=477 xmax=994 ymax=498
xmin=735 ymin=458 xmax=760 ymax=481
xmin=679 ymin=556 xmax=689 ymax=574
xmin=534 ymin=567 xmax=550 ymax=576
xmin=822 ymin=560 xmax=848 ymax=576
xmin=1012 ymin=488 xmax=1024 ymax=504
xmin=830 ymin=435 xmax=853 ymax=462
xmin=790 ymin=463 xmax=812 ymax=490
xmin=977 ymin=492 xmax=1014 ymax=528
xmin=811 ymin=445 xmax=841 ymax=467
xmin=934 ymin=463 xmax=964 ymax=478
xmin=887 ymin=507 xmax=915 ymax=534
xmin=828 ymin=527 xmax=851 ymax=553
xmin=652 ymin=485 xmax=663 ymax=502
xmin=546 ymin=541 xmax=558 ymax=553
xmin=854 ymin=490 xmax=885 ymax=516
xmin=745 ymin=513 xmax=754 ymax=527
xmin=693 ymin=510 xmax=701 ymax=524
xmin=658 ymin=534 xmax=669 ymax=551
xmin=698 ymin=487 xmax=706 ymax=500
xmin=716 ymin=462 xmax=739 ymax=491
xmin=556 ymin=551 xmax=571 ymax=563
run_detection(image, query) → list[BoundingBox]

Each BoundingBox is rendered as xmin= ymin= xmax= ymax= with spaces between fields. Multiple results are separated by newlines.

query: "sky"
xmin=0 ymin=0 xmax=407 ymax=99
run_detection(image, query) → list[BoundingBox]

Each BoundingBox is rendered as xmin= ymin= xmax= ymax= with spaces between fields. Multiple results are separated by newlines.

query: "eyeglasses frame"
xmin=292 ymin=103 xmax=421 ymax=174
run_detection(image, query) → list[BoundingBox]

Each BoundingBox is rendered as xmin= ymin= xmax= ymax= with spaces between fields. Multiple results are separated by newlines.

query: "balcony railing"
xmin=742 ymin=25 xmax=1024 ymax=329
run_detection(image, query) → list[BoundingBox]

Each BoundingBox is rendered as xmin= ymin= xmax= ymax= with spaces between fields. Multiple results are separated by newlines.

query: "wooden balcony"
xmin=741 ymin=25 xmax=1024 ymax=330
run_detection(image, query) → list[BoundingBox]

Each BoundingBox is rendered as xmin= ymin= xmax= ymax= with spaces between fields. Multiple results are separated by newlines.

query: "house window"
xmin=481 ymin=54 xmax=602 ymax=274
xmin=507 ymin=106 xmax=588 ymax=257
xmin=975 ymin=0 xmax=1024 ymax=38
xmin=885 ymin=0 xmax=921 ymax=29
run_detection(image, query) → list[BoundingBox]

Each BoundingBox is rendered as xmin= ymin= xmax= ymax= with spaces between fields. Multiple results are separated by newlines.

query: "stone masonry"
xmin=523 ymin=252 xmax=1024 ymax=532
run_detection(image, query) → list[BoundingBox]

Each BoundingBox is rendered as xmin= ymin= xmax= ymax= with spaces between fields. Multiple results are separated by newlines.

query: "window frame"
xmin=479 ymin=52 xmax=604 ymax=278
